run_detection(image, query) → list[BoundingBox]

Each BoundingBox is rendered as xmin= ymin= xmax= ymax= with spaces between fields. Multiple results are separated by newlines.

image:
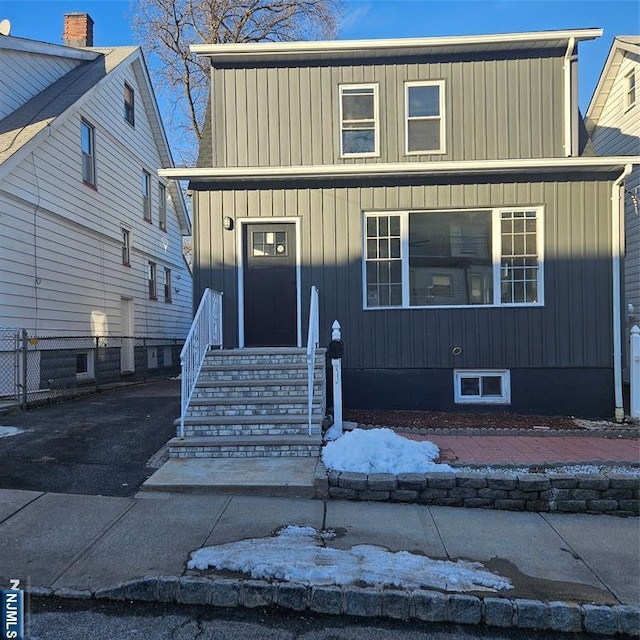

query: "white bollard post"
xmin=631 ymin=325 xmax=640 ymax=420
xmin=331 ymin=320 xmax=343 ymax=434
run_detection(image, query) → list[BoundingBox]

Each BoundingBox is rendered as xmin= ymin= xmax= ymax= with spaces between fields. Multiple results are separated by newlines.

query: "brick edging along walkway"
xmin=30 ymin=577 xmax=640 ymax=637
xmin=325 ymin=470 xmax=640 ymax=516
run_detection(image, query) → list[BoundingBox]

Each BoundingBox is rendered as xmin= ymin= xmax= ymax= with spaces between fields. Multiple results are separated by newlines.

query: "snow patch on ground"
xmin=188 ymin=525 xmax=512 ymax=592
xmin=322 ymin=427 xmax=454 ymax=474
xmin=573 ymin=419 xmax=620 ymax=430
xmin=0 ymin=426 xmax=23 ymax=439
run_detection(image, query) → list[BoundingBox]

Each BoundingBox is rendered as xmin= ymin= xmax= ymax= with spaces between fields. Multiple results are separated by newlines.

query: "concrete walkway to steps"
xmin=0 ymin=489 xmax=638 ymax=632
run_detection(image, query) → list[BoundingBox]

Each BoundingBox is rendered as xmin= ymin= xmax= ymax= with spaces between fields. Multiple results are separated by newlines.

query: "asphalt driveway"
xmin=0 ymin=380 xmax=179 ymax=497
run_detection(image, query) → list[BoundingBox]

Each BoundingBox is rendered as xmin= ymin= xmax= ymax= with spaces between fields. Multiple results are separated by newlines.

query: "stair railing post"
xmin=331 ymin=320 xmax=343 ymax=434
xmin=631 ymin=325 xmax=640 ymax=420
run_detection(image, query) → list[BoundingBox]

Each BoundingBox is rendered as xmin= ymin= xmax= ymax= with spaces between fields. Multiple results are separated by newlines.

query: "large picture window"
xmin=339 ymin=84 xmax=379 ymax=157
xmin=363 ymin=208 xmax=543 ymax=309
xmin=405 ymin=81 xmax=445 ymax=154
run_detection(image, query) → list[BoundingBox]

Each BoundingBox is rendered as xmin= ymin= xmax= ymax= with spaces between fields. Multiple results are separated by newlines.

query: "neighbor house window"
xmin=142 ymin=170 xmax=151 ymax=221
xmin=81 ymin=120 xmax=96 ymax=186
xmin=124 ymin=83 xmax=135 ymax=125
xmin=405 ymin=81 xmax=445 ymax=154
xmin=454 ymin=370 xmax=511 ymax=404
xmin=164 ymin=267 xmax=172 ymax=302
xmin=76 ymin=350 xmax=95 ymax=381
xmin=121 ymin=228 xmax=131 ymax=266
xmin=339 ymin=84 xmax=379 ymax=157
xmin=148 ymin=261 xmax=157 ymax=299
xmin=625 ymin=71 xmax=636 ymax=110
xmin=363 ymin=208 xmax=543 ymax=309
xmin=159 ymin=183 xmax=167 ymax=231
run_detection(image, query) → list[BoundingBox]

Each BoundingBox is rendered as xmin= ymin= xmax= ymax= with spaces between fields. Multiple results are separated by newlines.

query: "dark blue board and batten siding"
xmin=192 ymin=173 xmax=617 ymax=418
xmin=211 ymin=52 xmax=565 ymax=167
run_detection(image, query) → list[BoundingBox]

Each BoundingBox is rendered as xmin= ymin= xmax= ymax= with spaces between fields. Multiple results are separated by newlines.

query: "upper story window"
xmin=124 ymin=83 xmax=135 ymax=126
xmin=625 ymin=71 xmax=636 ymax=111
xmin=80 ymin=119 xmax=96 ymax=186
xmin=148 ymin=261 xmax=157 ymax=299
xmin=363 ymin=207 xmax=544 ymax=309
xmin=339 ymin=84 xmax=379 ymax=157
xmin=159 ymin=183 xmax=167 ymax=231
xmin=405 ymin=81 xmax=445 ymax=155
xmin=121 ymin=228 xmax=131 ymax=266
xmin=142 ymin=170 xmax=151 ymax=221
xmin=164 ymin=267 xmax=172 ymax=302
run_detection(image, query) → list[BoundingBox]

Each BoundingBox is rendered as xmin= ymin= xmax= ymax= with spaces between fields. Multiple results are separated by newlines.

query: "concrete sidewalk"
xmin=0 ymin=489 xmax=638 ymax=635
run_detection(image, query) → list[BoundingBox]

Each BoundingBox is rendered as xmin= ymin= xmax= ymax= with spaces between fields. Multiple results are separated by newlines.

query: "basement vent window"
xmin=76 ymin=350 xmax=95 ymax=381
xmin=454 ymin=369 xmax=510 ymax=405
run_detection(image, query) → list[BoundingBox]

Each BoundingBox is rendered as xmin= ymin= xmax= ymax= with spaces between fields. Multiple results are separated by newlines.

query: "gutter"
xmin=563 ymin=37 xmax=576 ymax=157
xmin=612 ymin=163 xmax=633 ymax=422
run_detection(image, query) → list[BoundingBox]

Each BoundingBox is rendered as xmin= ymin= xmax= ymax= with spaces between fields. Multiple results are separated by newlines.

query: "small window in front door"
xmin=252 ymin=231 xmax=288 ymax=256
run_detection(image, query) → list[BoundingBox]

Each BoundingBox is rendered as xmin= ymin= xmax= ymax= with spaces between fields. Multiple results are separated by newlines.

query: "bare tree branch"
xmin=131 ymin=0 xmax=342 ymax=163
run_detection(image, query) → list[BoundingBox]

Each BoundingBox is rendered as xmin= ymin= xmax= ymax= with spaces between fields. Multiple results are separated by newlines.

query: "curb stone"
xmin=28 ymin=578 xmax=640 ymax=637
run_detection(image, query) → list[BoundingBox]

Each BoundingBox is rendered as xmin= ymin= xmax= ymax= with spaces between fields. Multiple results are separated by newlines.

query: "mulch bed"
xmin=343 ymin=409 xmax=584 ymax=431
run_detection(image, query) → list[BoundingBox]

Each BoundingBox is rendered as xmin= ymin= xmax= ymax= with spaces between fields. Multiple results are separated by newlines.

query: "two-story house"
xmin=586 ymin=36 xmax=640 ymax=385
xmin=163 ymin=29 xmax=639 ymax=420
xmin=0 ymin=14 xmax=193 ymax=394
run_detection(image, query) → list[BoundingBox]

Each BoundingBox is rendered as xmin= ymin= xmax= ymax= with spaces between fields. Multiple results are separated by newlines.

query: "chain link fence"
xmin=0 ymin=332 xmax=184 ymax=409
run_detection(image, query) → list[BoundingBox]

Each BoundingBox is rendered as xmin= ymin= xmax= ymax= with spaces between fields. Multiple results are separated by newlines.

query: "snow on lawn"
xmin=322 ymin=427 xmax=453 ymax=474
xmin=0 ymin=426 xmax=23 ymax=439
xmin=188 ymin=525 xmax=512 ymax=592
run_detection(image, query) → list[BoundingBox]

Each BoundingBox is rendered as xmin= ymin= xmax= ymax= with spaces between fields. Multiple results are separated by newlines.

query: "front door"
xmin=243 ymin=223 xmax=297 ymax=347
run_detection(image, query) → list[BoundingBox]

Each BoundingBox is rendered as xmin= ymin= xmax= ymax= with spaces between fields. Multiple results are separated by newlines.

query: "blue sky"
xmin=1 ymin=0 xmax=638 ymax=113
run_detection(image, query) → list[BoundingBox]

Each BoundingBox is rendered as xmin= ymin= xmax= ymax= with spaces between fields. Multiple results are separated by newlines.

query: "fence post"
xmin=20 ymin=330 xmax=28 ymax=409
xmin=331 ymin=320 xmax=343 ymax=433
xmin=631 ymin=325 xmax=640 ymax=420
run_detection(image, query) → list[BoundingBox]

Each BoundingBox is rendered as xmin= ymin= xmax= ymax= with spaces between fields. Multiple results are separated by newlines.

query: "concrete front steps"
xmin=167 ymin=347 xmax=326 ymax=460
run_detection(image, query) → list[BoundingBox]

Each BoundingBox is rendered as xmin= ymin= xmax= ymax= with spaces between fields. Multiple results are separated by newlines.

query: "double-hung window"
xmin=625 ymin=71 xmax=636 ymax=111
xmin=405 ymin=81 xmax=445 ymax=154
xmin=363 ymin=208 xmax=543 ymax=309
xmin=81 ymin=120 xmax=96 ymax=186
xmin=121 ymin=228 xmax=131 ymax=266
xmin=148 ymin=261 xmax=157 ymax=299
xmin=142 ymin=170 xmax=151 ymax=221
xmin=339 ymin=84 xmax=379 ymax=157
xmin=158 ymin=183 xmax=167 ymax=231
xmin=164 ymin=267 xmax=172 ymax=302
xmin=124 ymin=83 xmax=135 ymax=125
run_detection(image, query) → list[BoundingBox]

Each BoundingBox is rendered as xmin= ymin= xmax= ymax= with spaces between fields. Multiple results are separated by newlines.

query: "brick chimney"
xmin=63 ymin=12 xmax=94 ymax=47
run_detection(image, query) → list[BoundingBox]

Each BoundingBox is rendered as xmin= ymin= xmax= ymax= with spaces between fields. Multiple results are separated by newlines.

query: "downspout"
xmin=612 ymin=163 xmax=633 ymax=422
xmin=563 ymin=37 xmax=576 ymax=157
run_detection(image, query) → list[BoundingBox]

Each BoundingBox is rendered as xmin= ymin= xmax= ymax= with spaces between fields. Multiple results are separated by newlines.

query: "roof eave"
xmin=160 ymin=157 xmax=639 ymax=183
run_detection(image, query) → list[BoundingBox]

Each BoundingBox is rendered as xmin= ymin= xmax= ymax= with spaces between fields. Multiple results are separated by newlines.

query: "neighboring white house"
xmin=0 ymin=14 xmax=192 ymax=394
xmin=587 ymin=36 xmax=640 ymax=383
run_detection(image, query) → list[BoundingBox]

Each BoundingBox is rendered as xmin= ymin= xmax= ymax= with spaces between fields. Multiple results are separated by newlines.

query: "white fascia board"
xmin=0 ymin=34 xmax=98 ymax=61
xmin=159 ymin=156 xmax=640 ymax=181
xmin=191 ymin=28 xmax=603 ymax=58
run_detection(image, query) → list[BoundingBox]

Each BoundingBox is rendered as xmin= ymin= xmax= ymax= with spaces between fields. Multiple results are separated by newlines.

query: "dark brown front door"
xmin=243 ymin=223 xmax=297 ymax=347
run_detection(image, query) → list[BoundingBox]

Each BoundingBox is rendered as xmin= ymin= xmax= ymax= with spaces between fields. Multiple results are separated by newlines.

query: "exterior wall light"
xmin=223 ymin=216 xmax=234 ymax=231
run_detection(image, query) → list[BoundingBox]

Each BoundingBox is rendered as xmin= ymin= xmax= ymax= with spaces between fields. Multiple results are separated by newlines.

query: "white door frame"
xmin=236 ymin=217 xmax=302 ymax=348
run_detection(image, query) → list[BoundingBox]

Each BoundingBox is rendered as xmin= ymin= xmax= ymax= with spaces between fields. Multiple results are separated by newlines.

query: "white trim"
xmin=76 ymin=349 xmax=95 ymax=381
xmin=404 ymin=80 xmax=446 ymax=155
xmin=159 ymin=156 xmax=640 ymax=181
xmin=339 ymin=83 xmax=380 ymax=158
xmin=0 ymin=34 xmax=98 ymax=60
xmin=363 ymin=207 xmax=544 ymax=310
xmin=191 ymin=29 xmax=603 ymax=58
xmin=454 ymin=369 xmax=511 ymax=405
xmin=564 ymin=37 xmax=576 ymax=157
xmin=236 ymin=217 xmax=302 ymax=348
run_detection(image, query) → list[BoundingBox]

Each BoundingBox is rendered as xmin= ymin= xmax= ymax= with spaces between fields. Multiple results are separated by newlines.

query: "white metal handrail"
xmin=179 ymin=288 xmax=223 ymax=437
xmin=306 ymin=286 xmax=320 ymax=436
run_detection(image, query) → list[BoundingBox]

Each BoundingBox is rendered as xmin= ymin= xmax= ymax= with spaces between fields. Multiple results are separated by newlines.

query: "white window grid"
xmin=159 ymin=183 xmax=167 ymax=231
xmin=339 ymin=83 xmax=380 ymax=158
xmin=142 ymin=170 xmax=151 ymax=221
xmin=404 ymin=80 xmax=446 ymax=155
xmin=148 ymin=261 xmax=157 ymax=299
xmin=454 ymin=369 xmax=511 ymax=404
xmin=625 ymin=71 xmax=636 ymax=111
xmin=362 ymin=207 xmax=544 ymax=310
xmin=121 ymin=228 xmax=131 ymax=265
xmin=81 ymin=120 xmax=96 ymax=186
xmin=164 ymin=267 xmax=172 ymax=302
xmin=124 ymin=83 xmax=135 ymax=126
